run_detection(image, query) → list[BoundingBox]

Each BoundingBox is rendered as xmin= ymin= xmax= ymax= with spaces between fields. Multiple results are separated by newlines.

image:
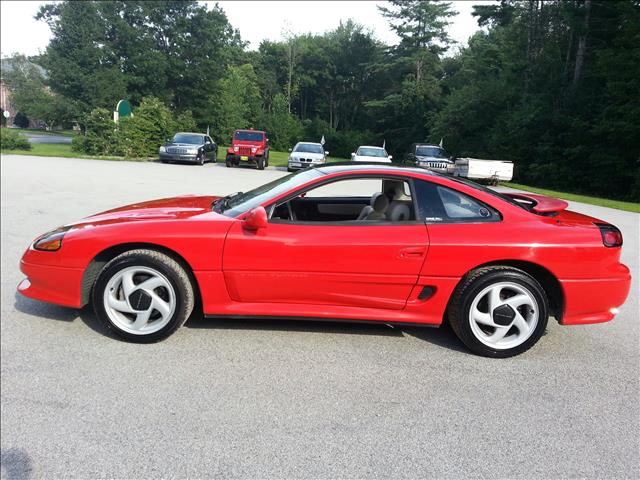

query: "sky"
xmin=0 ymin=1 xmax=495 ymax=58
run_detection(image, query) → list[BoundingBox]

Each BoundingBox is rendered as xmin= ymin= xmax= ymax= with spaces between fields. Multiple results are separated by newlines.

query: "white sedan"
xmin=351 ymin=146 xmax=392 ymax=163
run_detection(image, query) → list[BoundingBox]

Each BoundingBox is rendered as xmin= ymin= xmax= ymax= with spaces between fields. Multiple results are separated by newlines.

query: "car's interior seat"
xmin=386 ymin=184 xmax=411 ymax=221
xmin=357 ymin=192 xmax=389 ymax=220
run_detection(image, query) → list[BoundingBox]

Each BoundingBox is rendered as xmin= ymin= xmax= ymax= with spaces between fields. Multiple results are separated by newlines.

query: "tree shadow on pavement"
xmin=0 ymin=448 xmax=34 ymax=480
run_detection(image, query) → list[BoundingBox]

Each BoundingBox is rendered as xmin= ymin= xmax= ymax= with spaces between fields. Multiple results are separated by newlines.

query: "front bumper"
xmin=159 ymin=152 xmax=198 ymax=162
xmin=18 ymin=259 xmax=84 ymax=308
xmin=560 ymin=263 xmax=632 ymax=325
xmin=226 ymin=154 xmax=264 ymax=165
xmin=288 ymin=159 xmax=326 ymax=170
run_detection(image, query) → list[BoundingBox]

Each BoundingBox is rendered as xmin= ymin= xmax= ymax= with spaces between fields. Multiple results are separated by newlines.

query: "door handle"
xmin=398 ymin=247 xmax=426 ymax=259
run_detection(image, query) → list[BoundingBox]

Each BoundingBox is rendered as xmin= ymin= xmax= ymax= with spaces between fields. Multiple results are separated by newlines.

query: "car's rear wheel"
xmin=92 ymin=249 xmax=194 ymax=343
xmin=448 ymin=267 xmax=549 ymax=358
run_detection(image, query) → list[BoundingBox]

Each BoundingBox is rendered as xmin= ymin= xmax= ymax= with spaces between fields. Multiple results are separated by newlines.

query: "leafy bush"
xmin=72 ymin=107 xmax=116 ymax=155
xmin=0 ymin=128 xmax=32 ymax=150
xmin=323 ymin=129 xmax=376 ymax=159
xmin=259 ymin=93 xmax=303 ymax=151
xmin=13 ymin=112 xmax=29 ymax=128
xmin=116 ymin=97 xmax=175 ymax=158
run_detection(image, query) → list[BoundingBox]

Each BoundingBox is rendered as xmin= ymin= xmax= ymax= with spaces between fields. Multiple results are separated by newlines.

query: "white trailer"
xmin=454 ymin=157 xmax=514 ymax=185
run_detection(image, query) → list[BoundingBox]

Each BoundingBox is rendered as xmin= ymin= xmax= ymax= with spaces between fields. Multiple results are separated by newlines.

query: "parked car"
xmin=287 ymin=142 xmax=328 ymax=171
xmin=454 ymin=157 xmax=514 ymax=185
xmin=351 ymin=146 xmax=392 ymax=163
xmin=18 ymin=164 xmax=630 ymax=358
xmin=225 ymin=129 xmax=269 ymax=170
xmin=406 ymin=143 xmax=453 ymax=173
xmin=159 ymin=132 xmax=217 ymax=165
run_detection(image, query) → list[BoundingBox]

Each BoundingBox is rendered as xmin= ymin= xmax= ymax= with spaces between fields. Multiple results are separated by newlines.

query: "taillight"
xmin=595 ymin=223 xmax=623 ymax=248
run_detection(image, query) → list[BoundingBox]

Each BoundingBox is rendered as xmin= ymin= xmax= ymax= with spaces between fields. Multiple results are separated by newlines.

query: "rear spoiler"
xmin=503 ymin=192 xmax=569 ymax=215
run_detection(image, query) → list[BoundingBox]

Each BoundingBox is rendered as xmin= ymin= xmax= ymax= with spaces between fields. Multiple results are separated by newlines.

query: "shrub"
xmin=72 ymin=107 xmax=116 ymax=155
xmin=0 ymin=128 xmax=32 ymax=150
xmin=116 ymin=97 xmax=175 ymax=158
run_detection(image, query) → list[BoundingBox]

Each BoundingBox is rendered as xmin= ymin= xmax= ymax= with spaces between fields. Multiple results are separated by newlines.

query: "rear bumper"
xmin=18 ymin=259 xmax=84 ymax=308
xmin=560 ymin=264 xmax=632 ymax=325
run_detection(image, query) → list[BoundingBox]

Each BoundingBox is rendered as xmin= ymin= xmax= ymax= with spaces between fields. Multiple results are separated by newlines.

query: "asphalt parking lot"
xmin=1 ymin=154 xmax=638 ymax=479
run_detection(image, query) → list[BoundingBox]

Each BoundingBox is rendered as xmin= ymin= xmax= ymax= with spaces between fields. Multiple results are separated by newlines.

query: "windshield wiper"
xmin=212 ymin=191 xmax=243 ymax=213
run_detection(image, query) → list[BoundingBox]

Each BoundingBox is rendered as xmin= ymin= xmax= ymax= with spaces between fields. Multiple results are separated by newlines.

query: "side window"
xmin=304 ymin=178 xmax=382 ymax=198
xmin=413 ymin=180 xmax=499 ymax=223
xmin=269 ymin=177 xmax=416 ymax=223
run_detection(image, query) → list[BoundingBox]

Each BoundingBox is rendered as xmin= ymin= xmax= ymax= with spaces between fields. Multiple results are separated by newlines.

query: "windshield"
xmin=416 ymin=146 xmax=447 ymax=158
xmin=234 ymin=131 xmax=264 ymax=142
xmin=294 ymin=143 xmax=324 ymax=154
xmin=172 ymin=133 xmax=203 ymax=144
xmin=357 ymin=147 xmax=387 ymax=157
xmin=216 ymin=168 xmax=325 ymax=217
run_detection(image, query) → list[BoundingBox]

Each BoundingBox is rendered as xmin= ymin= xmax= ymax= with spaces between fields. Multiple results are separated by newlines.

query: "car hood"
xmin=70 ymin=195 xmax=222 ymax=227
xmin=353 ymin=155 xmax=391 ymax=163
xmin=290 ymin=152 xmax=324 ymax=159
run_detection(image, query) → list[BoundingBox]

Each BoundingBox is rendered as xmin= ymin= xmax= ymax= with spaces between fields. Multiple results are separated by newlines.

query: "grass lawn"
xmin=503 ymin=182 xmax=640 ymax=213
xmin=1 ymin=143 xmax=124 ymax=161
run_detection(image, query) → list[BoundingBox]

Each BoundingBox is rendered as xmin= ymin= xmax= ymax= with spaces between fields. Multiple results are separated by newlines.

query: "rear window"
xmin=234 ymin=131 xmax=264 ymax=142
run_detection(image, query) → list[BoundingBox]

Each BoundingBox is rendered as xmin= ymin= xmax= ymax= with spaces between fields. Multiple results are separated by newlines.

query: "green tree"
xmin=208 ymin=64 xmax=261 ymax=143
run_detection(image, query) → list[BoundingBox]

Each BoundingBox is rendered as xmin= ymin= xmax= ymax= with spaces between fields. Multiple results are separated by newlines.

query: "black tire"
xmin=160 ymin=158 xmax=167 ymax=164
xmin=257 ymin=157 xmax=265 ymax=170
xmin=264 ymin=150 xmax=269 ymax=167
xmin=197 ymin=153 xmax=205 ymax=166
xmin=447 ymin=266 xmax=549 ymax=358
xmin=287 ymin=167 xmax=294 ymax=172
xmin=92 ymin=249 xmax=195 ymax=343
xmin=225 ymin=155 xmax=232 ymax=168
xmin=212 ymin=151 xmax=217 ymax=163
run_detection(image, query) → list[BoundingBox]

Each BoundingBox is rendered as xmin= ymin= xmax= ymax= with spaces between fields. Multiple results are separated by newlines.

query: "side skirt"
xmin=203 ymin=314 xmax=440 ymax=329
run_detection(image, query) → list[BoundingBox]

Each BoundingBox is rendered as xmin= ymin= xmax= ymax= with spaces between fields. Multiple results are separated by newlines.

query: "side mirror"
xmin=325 ymin=151 xmax=329 ymax=156
xmin=242 ymin=206 xmax=268 ymax=231
xmin=288 ymin=148 xmax=292 ymax=153
xmin=351 ymin=152 xmax=355 ymax=157
xmin=388 ymin=155 xmax=393 ymax=160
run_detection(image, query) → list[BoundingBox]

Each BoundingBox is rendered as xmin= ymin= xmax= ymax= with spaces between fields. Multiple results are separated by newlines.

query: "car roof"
xmin=296 ymin=141 xmax=322 ymax=146
xmin=175 ymin=132 xmax=205 ymax=136
xmin=357 ymin=145 xmax=385 ymax=149
xmin=415 ymin=144 xmax=443 ymax=148
xmin=236 ymin=129 xmax=265 ymax=134
xmin=315 ymin=162 xmax=437 ymax=177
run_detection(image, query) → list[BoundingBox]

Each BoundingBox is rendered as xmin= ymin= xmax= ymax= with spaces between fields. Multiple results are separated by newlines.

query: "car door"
xmin=222 ymin=176 xmax=429 ymax=310
xmin=204 ymin=136 xmax=215 ymax=161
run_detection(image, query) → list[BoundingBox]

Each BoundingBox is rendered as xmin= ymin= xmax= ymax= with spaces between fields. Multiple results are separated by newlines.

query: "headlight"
xmin=159 ymin=146 xmax=166 ymax=153
xmin=33 ymin=226 xmax=72 ymax=251
xmin=233 ymin=146 xmax=239 ymax=152
xmin=251 ymin=147 xmax=257 ymax=153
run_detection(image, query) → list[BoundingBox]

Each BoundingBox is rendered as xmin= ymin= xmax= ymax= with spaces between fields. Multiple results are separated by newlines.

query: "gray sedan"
xmin=159 ymin=132 xmax=217 ymax=165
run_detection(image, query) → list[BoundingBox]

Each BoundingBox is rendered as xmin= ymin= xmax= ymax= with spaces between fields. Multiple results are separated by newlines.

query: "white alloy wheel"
xmin=103 ymin=266 xmax=176 ymax=335
xmin=468 ymin=281 xmax=539 ymax=350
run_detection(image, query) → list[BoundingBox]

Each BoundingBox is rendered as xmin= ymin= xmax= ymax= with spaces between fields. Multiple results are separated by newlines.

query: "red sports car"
xmin=18 ymin=164 xmax=631 ymax=357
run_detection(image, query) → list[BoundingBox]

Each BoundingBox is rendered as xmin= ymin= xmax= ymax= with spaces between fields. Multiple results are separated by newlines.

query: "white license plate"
xmin=290 ymin=163 xmax=301 ymax=167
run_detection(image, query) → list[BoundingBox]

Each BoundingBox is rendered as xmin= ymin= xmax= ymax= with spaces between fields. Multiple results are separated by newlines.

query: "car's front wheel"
xmin=257 ymin=157 xmax=265 ymax=170
xmin=448 ymin=267 xmax=549 ymax=358
xmin=92 ymin=249 xmax=195 ymax=343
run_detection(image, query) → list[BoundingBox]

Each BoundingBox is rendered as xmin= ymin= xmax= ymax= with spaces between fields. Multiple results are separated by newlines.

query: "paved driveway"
xmin=21 ymin=131 xmax=73 ymax=144
xmin=1 ymin=155 xmax=638 ymax=479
